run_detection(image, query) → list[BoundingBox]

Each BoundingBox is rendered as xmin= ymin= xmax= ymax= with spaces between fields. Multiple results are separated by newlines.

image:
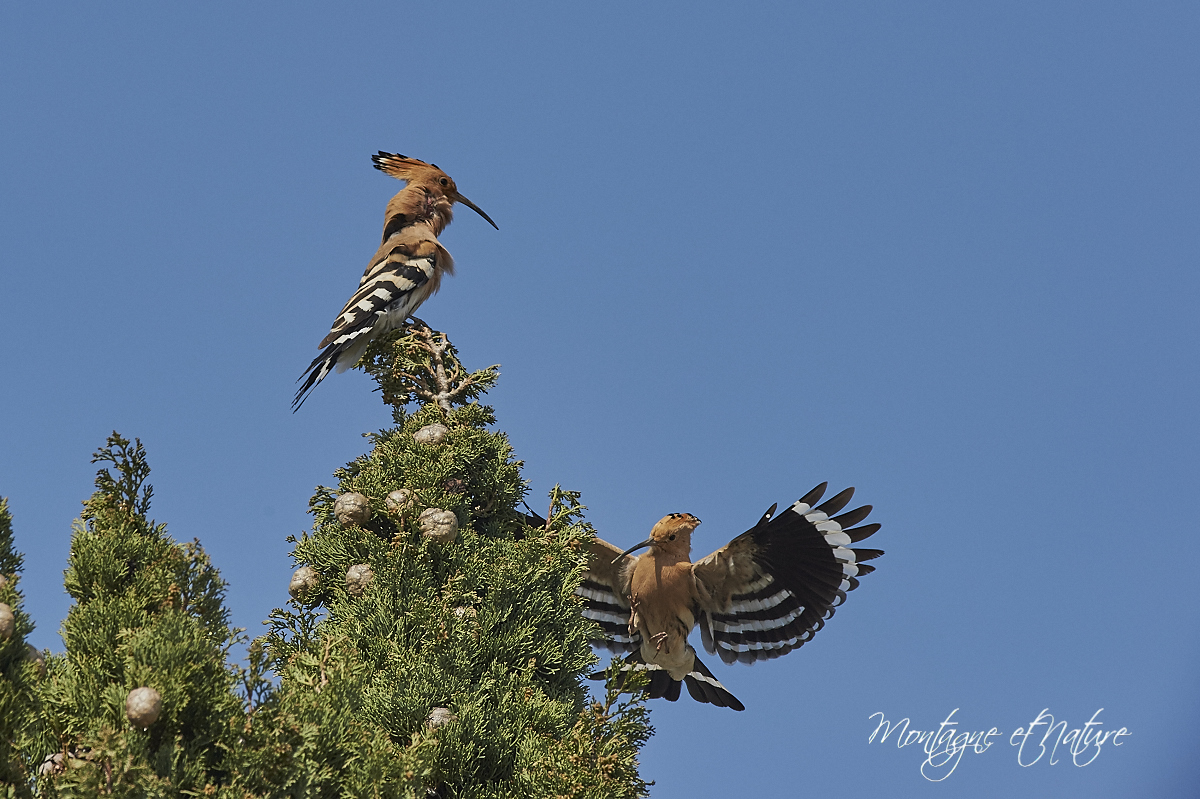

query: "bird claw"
xmin=650 ymin=632 xmax=669 ymax=652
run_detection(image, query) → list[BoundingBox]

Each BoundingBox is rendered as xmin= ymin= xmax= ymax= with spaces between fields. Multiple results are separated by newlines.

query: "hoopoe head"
xmin=613 ymin=513 xmax=702 ymax=563
xmin=372 ymin=151 xmax=498 ymax=235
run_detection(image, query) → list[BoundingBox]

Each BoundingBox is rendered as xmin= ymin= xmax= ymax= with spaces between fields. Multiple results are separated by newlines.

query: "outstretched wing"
xmin=691 ymin=483 xmax=883 ymax=664
xmin=292 ymin=233 xmax=451 ymax=410
xmin=575 ymin=536 xmax=641 ymax=654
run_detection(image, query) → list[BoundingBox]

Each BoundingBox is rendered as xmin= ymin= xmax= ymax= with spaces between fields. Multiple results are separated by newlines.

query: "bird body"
xmin=293 ymin=152 xmax=497 ymax=410
xmin=319 ymin=226 xmax=452 ymax=377
xmin=626 ymin=514 xmax=702 ymax=680
xmin=579 ymin=483 xmax=883 ymax=710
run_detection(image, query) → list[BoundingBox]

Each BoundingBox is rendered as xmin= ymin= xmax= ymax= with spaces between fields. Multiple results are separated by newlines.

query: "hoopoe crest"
xmin=576 ymin=483 xmax=883 ymax=710
xmin=292 ymin=152 xmax=497 ymax=411
xmin=371 ymin=152 xmax=497 ymax=239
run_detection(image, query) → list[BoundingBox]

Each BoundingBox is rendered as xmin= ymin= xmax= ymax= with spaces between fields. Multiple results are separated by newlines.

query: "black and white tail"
xmin=593 ymin=649 xmax=745 ymax=712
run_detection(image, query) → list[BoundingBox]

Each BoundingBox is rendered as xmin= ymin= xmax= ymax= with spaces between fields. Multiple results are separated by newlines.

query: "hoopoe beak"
xmin=453 ymin=192 xmax=499 ymax=230
xmin=611 ymin=539 xmax=655 ymax=565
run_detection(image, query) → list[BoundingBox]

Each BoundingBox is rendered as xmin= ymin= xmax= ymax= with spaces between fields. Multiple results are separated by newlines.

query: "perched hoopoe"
xmin=577 ymin=483 xmax=883 ymax=711
xmin=292 ymin=152 xmax=498 ymax=410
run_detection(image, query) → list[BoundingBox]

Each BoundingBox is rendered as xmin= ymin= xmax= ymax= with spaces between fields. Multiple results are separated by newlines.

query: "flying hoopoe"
xmin=577 ymin=482 xmax=882 ymax=711
xmin=292 ymin=152 xmax=498 ymax=410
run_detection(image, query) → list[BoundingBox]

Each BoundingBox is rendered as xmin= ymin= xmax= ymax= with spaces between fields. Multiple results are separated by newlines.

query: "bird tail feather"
xmin=592 ymin=649 xmax=744 ymax=711
xmin=292 ymin=325 xmax=377 ymax=411
xmin=683 ymin=653 xmax=744 ymax=711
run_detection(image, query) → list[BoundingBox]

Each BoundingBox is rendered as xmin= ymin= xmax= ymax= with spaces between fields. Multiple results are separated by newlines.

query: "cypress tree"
xmin=1 ymin=323 xmax=652 ymax=797
xmin=34 ymin=434 xmax=251 ymax=797
xmin=0 ymin=497 xmax=43 ymax=796
xmin=258 ymin=323 xmax=652 ymax=797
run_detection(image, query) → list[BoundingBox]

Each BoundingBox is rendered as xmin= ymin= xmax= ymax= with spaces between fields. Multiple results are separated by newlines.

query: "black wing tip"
xmin=833 ymin=504 xmax=873 ymax=529
xmin=797 ymin=482 xmax=829 ymax=508
xmin=816 ymin=486 xmax=855 ymax=516
xmin=522 ymin=508 xmax=548 ymax=528
xmin=846 ymin=522 xmax=882 ymax=543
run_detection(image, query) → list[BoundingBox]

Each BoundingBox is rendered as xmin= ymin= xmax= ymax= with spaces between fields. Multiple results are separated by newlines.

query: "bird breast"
xmin=630 ymin=559 xmax=696 ymax=635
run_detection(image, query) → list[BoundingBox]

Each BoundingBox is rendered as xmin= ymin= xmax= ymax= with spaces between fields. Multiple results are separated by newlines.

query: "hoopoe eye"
xmin=668 ymin=534 xmax=676 ymax=541
xmin=439 ymin=177 xmax=449 ymax=187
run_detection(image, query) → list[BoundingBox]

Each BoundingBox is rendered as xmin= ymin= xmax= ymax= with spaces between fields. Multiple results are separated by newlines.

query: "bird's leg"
xmin=650 ymin=631 xmax=669 ymax=653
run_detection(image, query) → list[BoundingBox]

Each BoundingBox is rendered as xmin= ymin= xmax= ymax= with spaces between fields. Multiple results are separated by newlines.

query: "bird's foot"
xmin=650 ymin=632 xmax=669 ymax=652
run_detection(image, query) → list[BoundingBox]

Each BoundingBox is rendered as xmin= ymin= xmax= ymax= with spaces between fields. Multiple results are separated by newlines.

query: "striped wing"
xmin=692 ymin=483 xmax=883 ymax=665
xmin=292 ymin=232 xmax=451 ymax=410
xmin=320 ymin=236 xmax=448 ymax=351
xmin=576 ymin=536 xmax=641 ymax=654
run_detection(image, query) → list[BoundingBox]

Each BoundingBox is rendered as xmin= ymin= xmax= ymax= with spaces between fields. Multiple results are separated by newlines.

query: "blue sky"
xmin=2 ymin=3 xmax=1197 ymax=796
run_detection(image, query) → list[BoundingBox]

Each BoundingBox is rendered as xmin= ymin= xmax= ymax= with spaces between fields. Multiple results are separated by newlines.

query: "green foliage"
xmin=504 ymin=664 xmax=653 ymax=799
xmin=0 ymin=498 xmax=42 ymax=795
xmin=261 ymin=325 xmax=652 ymax=797
xmin=360 ymin=322 xmax=499 ymax=418
xmin=1 ymin=326 xmax=652 ymax=797
xmin=36 ymin=434 xmax=249 ymax=797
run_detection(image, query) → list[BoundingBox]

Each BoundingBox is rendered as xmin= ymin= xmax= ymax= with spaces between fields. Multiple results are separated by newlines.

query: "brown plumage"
xmin=578 ymin=483 xmax=883 ymax=711
xmin=293 ymin=152 xmax=497 ymax=410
